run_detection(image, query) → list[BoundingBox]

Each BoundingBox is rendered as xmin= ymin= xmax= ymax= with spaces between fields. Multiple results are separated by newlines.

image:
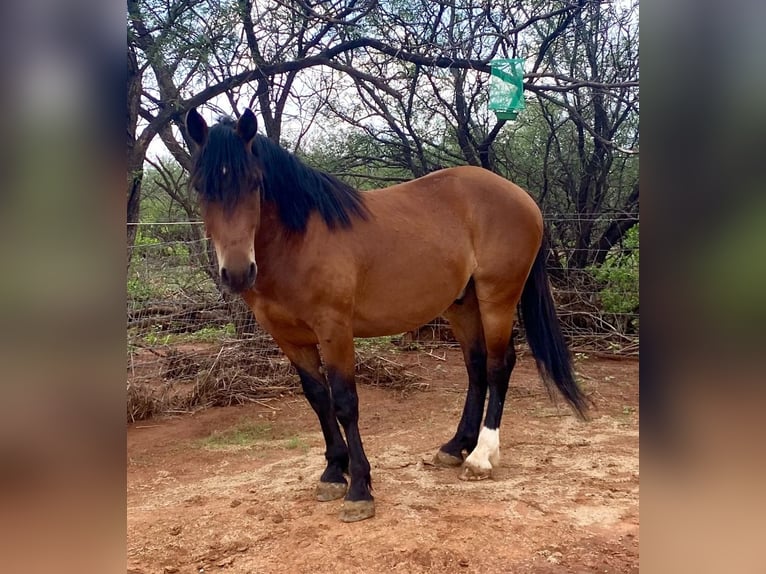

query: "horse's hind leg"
xmin=436 ymin=280 xmax=488 ymax=466
xmin=460 ymin=296 xmax=518 ymax=481
xmin=277 ymin=341 xmax=350 ymax=501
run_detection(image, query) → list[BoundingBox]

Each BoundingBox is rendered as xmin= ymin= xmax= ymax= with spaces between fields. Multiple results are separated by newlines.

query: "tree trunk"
xmin=127 ymin=43 xmax=144 ymax=266
xmin=126 ymin=166 xmax=143 ymax=264
xmin=593 ymin=183 xmax=639 ymax=265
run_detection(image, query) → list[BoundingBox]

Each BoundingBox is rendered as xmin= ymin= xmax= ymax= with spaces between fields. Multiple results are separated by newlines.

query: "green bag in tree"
xmin=489 ymin=58 xmax=525 ymax=120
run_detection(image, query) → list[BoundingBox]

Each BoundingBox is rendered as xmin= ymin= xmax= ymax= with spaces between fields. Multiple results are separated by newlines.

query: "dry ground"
xmin=127 ymin=349 xmax=639 ymax=573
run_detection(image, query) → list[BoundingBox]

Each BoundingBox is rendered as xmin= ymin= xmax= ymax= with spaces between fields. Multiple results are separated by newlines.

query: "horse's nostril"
xmin=248 ymin=262 xmax=256 ymax=279
xmin=220 ymin=267 xmax=229 ymax=284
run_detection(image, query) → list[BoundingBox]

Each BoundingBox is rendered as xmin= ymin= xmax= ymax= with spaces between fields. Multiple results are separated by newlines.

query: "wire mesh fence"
xmin=127 ymin=221 xmax=638 ymax=420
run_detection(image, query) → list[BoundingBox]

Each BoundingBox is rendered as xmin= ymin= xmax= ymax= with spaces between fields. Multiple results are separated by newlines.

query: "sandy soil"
xmin=128 ymin=349 xmax=639 ymax=573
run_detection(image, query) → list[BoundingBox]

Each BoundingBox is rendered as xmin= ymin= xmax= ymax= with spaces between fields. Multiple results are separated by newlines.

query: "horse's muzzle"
xmin=220 ymin=261 xmax=256 ymax=293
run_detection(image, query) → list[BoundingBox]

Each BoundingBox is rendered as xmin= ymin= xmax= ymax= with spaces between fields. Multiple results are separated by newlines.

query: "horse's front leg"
xmin=318 ymin=325 xmax=375 ymax=522
xmin=278 ymin=341 xmax=350 ymax=501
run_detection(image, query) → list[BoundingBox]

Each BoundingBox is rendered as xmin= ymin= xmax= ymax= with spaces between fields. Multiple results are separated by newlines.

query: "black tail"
xmin=520 ymin=236 xmax=589 ymax=420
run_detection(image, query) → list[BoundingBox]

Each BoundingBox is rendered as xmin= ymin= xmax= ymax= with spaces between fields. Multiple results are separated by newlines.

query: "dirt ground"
xmin=127 ymin=349 xmax=639 ymax=573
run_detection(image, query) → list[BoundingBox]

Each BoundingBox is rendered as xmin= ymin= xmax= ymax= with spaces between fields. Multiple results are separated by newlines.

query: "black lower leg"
xmin=327 ymin=368 xmax=372 ymax=502
xmin=483 ymin=343 xmax=516 ymax=430
xmin=296 ymin=367 xmax=349 ymax=483
xmin=441 ymin=344 xmax=488 ymax=457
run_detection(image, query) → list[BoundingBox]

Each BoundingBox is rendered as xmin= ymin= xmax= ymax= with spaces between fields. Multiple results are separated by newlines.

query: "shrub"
xmin=590 ymin=225 xmax=639 ymax=315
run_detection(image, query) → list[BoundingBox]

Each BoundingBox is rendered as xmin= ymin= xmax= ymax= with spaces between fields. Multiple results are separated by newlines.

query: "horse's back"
xmin=372 ymin=166 xmax=541 ymax=224
xmin=429 ymin=165 xmax=541 ymax=224
xmin=340 ymin=166 xmax=543 ymax=336
xmin=368 ymin=166 xmax=543 ymax=263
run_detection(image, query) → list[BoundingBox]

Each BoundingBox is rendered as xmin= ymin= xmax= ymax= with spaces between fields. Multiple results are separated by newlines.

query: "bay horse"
xmin=186 ymin=108 xmax=588 ymax=523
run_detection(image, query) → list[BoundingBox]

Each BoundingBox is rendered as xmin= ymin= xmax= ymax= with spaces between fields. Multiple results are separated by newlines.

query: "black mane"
xmin=191 ymin=116 xmax=368 ymax=233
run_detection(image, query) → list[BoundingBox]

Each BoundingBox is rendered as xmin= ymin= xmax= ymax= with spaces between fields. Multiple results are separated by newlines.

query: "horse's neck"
xmin=252 ymin=201 xmax=308 ymax=301
xmin=254 ymin=201 xmax=294 ymax=263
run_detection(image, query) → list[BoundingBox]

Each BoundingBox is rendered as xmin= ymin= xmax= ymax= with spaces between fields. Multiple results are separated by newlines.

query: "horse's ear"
xmin=186 ymin=108 xmax=208 ymax=147
xmin=237 ymin=109 xmax=258 ymax=142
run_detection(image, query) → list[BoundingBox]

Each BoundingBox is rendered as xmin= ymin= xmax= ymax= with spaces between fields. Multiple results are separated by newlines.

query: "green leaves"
xmin=590 ymin=226 xmax=639 ymax=315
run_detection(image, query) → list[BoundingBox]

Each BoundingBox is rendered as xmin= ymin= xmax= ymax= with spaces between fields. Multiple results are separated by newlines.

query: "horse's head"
xmin=187 ymin=108 xmax=262 ymax=293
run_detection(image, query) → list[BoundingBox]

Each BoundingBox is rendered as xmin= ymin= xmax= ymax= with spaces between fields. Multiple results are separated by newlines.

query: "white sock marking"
xmin=465 ymin=426 xmax=500 ymax=471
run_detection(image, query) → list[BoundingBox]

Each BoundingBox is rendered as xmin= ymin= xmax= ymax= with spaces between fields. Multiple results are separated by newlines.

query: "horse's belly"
xmin=351 ymin=276 xmax=467 ymax=338
xmin=352 ymin=305 xmax=452 ymax=338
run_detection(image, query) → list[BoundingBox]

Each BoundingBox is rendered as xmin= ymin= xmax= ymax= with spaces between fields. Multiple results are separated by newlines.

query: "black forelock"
xmin=190 ymin=116 xmax=368 ymax=232
xmin=189 ymin=116 xmax=260 ymax=214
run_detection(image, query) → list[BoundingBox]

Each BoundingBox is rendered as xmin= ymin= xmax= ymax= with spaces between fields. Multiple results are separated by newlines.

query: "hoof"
xmin=433 ymin=450 xmax=463 ymax=467
xmin=339 ymin=499 xmax=375 ymax=522
xmin=316 ymin=481 xmax=348 ymax=502
xmin=459 ymin=463 xmax=492 ymax=481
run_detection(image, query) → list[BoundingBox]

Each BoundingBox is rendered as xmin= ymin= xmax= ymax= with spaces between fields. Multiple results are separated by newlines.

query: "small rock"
xmin=459 ymin=558 xmax=469 ymax=567
xmin=245 ymin=508 xmax=257 ymax=515
xmin=546 ymin=551 xmax=563 ymax=564
xmin=272 ymin=514 xmax=284 ymax=523
xmin=169 ymin=526 xmax=182 ymax=536
xmin=236 ymin=546 xmax=248 ymax=552
xmin=163 ymin=567 xmax=179 ymax=574
xmin=230 ymin=499 xmax=242 ymax=508
xmin=216 ymin=556 xmax=234 ymax=567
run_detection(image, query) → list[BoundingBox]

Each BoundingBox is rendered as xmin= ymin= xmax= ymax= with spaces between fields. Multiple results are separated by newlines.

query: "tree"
xmin=527 ymin=0 xmax=639 ymax=268
xmin=127 ymin=0 xmax=639 ymax=337
xmin=128 ymin=0 xmax=639 ymax=239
